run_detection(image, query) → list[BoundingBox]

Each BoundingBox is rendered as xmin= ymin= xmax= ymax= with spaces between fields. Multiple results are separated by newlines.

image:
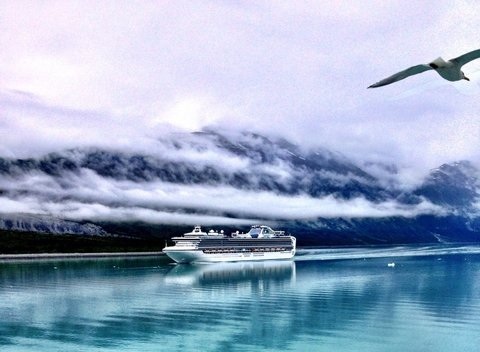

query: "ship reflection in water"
xmin=164 ymin=260 xmax=296 ymax=288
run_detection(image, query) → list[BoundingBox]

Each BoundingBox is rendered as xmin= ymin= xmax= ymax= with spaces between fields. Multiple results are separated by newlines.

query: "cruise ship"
xmin=163 ymin=225 xmax=296 ymax=263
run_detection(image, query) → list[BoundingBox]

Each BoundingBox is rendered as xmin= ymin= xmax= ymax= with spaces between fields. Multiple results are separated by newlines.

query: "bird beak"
xmin=464 ymin=76 xmax=470 ymax=81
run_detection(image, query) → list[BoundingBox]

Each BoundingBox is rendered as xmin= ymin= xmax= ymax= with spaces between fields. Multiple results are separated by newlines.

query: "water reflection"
xmin=0 ymin=251 xmax=479 ymax=351
xmin=164 ymin=260 xmax=295 ymax=287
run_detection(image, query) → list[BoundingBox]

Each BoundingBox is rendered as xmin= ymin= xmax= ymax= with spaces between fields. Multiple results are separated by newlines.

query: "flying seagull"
xmin=368 ymin=49 xmax=480 ymax=88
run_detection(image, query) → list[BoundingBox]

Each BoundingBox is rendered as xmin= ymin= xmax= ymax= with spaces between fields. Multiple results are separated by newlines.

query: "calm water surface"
xmin=1 ymin=245 xmax=480 ymax=351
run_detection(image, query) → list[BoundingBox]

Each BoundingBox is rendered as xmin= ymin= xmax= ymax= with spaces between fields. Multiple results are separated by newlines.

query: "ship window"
xmin=249 ymin=228 xmax=261 ymax=236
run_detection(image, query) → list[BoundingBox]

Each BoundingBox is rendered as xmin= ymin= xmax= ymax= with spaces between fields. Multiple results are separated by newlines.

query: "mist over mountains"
xmin=1 ymin=130 xmax=480 ymax=246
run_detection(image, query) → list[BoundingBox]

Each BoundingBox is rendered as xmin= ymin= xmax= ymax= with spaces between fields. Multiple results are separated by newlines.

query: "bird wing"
xmin=368 ymin=64 xmax=432 ymax=88
xmin=450 ymin=49 xmax=480 ymax=67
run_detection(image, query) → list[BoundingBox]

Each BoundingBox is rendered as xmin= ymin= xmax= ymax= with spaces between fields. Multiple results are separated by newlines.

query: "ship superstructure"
xmin=163 ymin=225 xmax=296 ymax=263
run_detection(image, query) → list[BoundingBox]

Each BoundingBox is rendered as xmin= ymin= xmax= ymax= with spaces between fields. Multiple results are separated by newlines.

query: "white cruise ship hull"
xmin=163 ymin=225 xmax=296 ymax=264
xmin=163 ymin=247 xmax=296 ymax=264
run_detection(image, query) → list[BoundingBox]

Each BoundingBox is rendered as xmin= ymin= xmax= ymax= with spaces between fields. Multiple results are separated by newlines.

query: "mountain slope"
xmin=1 ymin=130 xmax=480 ymax=246
xmin=414 ymin=161 xmax=479 ymax=210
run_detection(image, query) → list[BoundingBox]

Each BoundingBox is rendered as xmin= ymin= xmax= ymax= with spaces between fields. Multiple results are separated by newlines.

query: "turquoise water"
xmin=1 ymin=245 xmax=480 ymax=351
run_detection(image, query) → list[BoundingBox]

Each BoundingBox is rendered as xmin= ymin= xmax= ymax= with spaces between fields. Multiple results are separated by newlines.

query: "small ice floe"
xmin=387 ymin=262 xmax=395 ymax=268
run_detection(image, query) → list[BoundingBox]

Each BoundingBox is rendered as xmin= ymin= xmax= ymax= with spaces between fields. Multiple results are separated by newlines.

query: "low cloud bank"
xmin=0 ymin=169 xmax=446 ymax=226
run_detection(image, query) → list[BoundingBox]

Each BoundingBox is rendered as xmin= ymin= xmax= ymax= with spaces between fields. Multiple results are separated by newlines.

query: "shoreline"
xmin=0 ymin=251 xmax=165 ymax=261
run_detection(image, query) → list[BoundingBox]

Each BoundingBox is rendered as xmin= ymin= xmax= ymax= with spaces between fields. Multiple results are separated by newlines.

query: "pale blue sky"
xmin=1 ymin=0 xmax=480 ymax=174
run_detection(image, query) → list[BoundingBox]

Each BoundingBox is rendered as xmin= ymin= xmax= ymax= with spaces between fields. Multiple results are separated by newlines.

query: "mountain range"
xmin=1 ymin=130 xmax=480 ymax=247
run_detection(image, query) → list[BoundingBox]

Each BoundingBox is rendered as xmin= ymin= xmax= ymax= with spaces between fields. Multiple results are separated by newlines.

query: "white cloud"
xmin=0 ymin=167 xmax=446 ymax=226
xmin=155 ymin=96 xmax=238 ymax=131
xmin=1 ymin=1 xmax=480 ymax=182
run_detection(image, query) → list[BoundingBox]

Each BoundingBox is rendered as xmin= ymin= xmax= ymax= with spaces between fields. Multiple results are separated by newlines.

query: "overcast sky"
xmin=2 ymin=0 xmax=480 ymax=175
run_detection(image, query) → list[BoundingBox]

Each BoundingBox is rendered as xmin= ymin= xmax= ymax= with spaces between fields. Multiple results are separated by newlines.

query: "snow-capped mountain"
xmin=1 ymin=130 xmax=480 ymax=245
xmin=0 ymin=213 xmax=107 ymax=236
xmin=414 ymin=161 xmax=480 ymax=209
xmin=0 ymin=130 xmax=391 ymax=200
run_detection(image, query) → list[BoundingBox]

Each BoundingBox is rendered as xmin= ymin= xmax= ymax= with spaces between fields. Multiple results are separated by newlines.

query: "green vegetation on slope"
xmin=0 ymin=230 xmax=166 ymax=254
